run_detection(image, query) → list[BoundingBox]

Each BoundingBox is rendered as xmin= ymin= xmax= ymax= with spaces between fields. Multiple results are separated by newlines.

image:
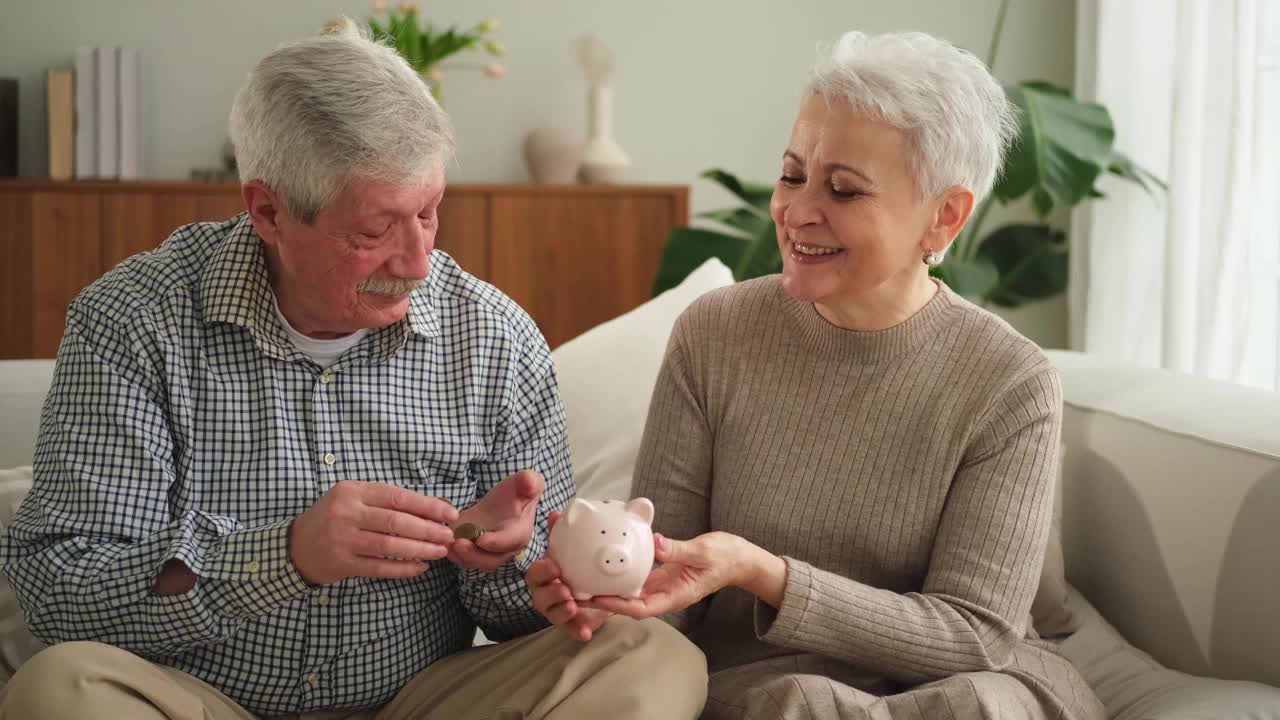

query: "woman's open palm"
xmin=583 ymin=531 xmax=746 ymax=619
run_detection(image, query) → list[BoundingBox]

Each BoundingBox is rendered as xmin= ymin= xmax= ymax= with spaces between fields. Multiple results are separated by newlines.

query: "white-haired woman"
xmin=577 ymin=31 xmax=1106 ymax=719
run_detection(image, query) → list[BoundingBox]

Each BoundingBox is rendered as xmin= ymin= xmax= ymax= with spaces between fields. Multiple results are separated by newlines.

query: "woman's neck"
xmin=815 ymin=270 xmax=939 ymax=331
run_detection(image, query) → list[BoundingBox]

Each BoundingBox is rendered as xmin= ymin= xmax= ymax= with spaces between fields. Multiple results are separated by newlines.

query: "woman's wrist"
xmin=736 ymin=540 xmax=788 ymax=608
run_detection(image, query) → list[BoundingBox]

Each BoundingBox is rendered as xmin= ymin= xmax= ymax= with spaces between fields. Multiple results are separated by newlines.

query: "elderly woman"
xmin=532 ymin=31 xmax=1106 ymax=720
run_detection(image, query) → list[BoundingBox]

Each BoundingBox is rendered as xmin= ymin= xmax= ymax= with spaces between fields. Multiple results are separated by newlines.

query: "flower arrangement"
xmin=327 ymin=1 xmax=505 ymax=101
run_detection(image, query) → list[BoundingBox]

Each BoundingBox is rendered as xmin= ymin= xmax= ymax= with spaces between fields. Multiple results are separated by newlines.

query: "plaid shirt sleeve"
xmin=456 ymin=324 xmax=575 ymax=642
xmin=2 ymin=305 xmax=312 ymax=657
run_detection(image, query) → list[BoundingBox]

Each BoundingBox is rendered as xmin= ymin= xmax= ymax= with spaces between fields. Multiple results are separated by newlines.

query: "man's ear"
xmin=242 ymin=180 xmax=284 ymax=248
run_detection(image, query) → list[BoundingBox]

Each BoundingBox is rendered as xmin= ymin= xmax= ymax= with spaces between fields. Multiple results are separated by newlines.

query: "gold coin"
xmin=453 ymin=523 xmax=486 ymax=542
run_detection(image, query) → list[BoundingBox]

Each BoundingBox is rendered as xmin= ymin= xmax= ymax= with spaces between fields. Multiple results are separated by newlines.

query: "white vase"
xmin=524 ymin=128 xmax=582 ymax=184
xmin=580 ymin=85 xmax=630 ymax=184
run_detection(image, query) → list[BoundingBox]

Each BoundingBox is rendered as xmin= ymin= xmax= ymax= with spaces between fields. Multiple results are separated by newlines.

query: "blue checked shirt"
xmin=0 ymin=214 xmax=574 ymax=716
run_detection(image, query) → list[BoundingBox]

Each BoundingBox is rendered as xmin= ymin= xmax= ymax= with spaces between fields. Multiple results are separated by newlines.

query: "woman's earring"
xmin=923 ymin=250 xmax=942 ymax=267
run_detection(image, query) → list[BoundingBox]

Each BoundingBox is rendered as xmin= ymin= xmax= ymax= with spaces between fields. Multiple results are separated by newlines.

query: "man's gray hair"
xmin=229 ymin=17 xmax=454 ymax=224
xmin=808 ymin=31 xmax=1018 ymax=206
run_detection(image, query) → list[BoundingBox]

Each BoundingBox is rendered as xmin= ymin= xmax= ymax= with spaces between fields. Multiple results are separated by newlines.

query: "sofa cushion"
xmin=0 ymin=360 xmax=55 ymax=469
xmin=1057 ymin=587 xmax=1280 ymax=719
xmin=552 ymin=258 xmax=734 ymax=502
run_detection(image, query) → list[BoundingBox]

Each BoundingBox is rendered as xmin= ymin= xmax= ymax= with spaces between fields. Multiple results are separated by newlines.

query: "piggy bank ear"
xmin=563 ymin=498 xmax=598 ymax=525
xmin=624 ymin=498 xmax=655 ymax=525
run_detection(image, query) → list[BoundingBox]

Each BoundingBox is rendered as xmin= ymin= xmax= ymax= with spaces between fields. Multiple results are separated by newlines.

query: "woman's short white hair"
xmin=229 ymin=18 xmax=453 ymax=224
xmin=808 ymin=31 xmax=1018 ymax=206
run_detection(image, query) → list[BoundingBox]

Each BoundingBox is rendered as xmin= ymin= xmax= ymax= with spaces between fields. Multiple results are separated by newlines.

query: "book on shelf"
xmin=94 ymin=46 xmax=118 ymax=179
xmin=62 ymin=46 xmax=143 ymax=180
xmin=46 ymin=69 xmax=74 ymax=180
xmin=74 ymin=47 xmax=97 ymax=179
xmin=0 ymin=78 xmax=16 ymax=177
xmin=117 ymin=47 xmax=141 ymax=180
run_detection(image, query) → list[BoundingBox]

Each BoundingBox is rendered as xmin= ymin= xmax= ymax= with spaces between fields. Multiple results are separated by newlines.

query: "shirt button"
xmin=246 ymin=560 xmax=261 ymax=574
xmin=317 ymin=593 xmax=330 ymax=607
xmin=516 ymin=549 xmax=529 ymax=564
xmin=305 ymin=672 xmax=319 ymax=687
xmin=319 ymin=372 xmax=333 ymax=385
xmin=323 ymin=453 xmax=336 ymax=466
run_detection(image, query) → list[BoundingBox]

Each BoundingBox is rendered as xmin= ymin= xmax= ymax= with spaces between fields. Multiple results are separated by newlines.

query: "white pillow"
xmin=551 ymin=259 xmax=734 ymax=502
xmin=0 ymin=360 xmax=55 ymax=469
xmin=0 ymin=465 xmax=46 ymax=683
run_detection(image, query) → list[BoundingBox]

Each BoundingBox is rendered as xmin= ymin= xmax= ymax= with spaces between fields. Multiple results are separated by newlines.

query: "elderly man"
xmin=0 ymin=21 xmax=706 ymax=720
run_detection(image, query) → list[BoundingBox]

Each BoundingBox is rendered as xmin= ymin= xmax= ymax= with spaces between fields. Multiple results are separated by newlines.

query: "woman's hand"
xmin=525 ymin=511 xmax=612 ymax=641
xmin=583 ymin=531 xmax=787 ymax=618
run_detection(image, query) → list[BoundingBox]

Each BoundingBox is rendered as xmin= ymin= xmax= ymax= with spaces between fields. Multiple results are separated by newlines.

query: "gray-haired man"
xmin=0 ymin=20 xmax=705 ymax=720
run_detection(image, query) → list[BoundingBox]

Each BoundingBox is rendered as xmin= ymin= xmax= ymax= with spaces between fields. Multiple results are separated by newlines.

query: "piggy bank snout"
xmin=594 ymin=544 xmax=632 ymax=577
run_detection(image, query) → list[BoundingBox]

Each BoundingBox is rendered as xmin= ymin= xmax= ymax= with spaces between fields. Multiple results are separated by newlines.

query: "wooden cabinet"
xmin=101 ymin=189 xmax=247 ymax=271
xmin=490 ymin=193 xmax=684 ymax=353
xmin=1 ymin=190 xmax=104 ymax=358
xmin=0 ymin=180 xmax=687 ymax=358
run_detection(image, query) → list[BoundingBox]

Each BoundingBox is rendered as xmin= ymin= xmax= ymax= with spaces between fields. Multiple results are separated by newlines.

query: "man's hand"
xmin=526 ymin=510 xmax=611 ymax=641
xmin=448 ymin=470 xmax=544 ymax=572
xmin=288 ymin=480 xmax=459 ymax=586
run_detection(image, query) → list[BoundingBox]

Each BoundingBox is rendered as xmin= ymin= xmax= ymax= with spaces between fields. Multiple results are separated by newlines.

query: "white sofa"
xmin=2 ymin=262 xmax=1279 ymax=718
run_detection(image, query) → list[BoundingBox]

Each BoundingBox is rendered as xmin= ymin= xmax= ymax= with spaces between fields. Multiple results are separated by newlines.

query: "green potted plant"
xmin=328 ymin=1 xmax=506 ymax=102
xmin=651 ymin=0 xmax=1163 ymax=308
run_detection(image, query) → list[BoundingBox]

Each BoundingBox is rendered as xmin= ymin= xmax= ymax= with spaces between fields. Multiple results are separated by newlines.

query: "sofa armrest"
xmin=1052 ymin=352 xmax=1280 ymax=688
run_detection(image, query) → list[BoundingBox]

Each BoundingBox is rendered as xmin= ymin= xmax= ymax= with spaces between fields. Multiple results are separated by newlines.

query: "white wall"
xmin=0 ymin=0 xmax=1074 ymax=346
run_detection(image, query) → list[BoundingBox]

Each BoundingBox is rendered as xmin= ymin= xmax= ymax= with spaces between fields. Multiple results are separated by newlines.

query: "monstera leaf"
xmin=932 ymin=256 xmax=1000 ymax=301
xmin=699 ymin=168 xmax=774 ymax=210
xmin=943 ymin=78 xmax=1160 ymax=307
xmin=698 ymin=206 xmax=770 ymax=238
xmin=996 ymin=81 xmax=1116 ymax=219
xmin=1107 ymin=150 xmax=1167 ymax=195
xmin=651 ymin=227 xmax=750 ymax=296
xmin=976 ymin=224 xmax=1068 ymax=307
xmin=651 ymin=169 xmax=781 ymax=297
xmin=732 ymin=219 xmax=782 ymax=280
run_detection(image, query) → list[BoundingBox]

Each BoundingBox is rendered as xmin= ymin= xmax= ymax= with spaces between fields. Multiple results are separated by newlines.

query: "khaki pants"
xmin=0 ymin=617 xmax=707 ymax=720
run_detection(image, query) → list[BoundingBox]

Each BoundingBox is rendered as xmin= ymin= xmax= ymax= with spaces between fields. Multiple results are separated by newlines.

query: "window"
xmin=1244 ymin=4 xmax=1280 ymax=390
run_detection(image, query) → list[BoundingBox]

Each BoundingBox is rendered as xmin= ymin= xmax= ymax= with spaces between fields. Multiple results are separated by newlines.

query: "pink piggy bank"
xmin=548 ymin=497 xmax=655 ymax=600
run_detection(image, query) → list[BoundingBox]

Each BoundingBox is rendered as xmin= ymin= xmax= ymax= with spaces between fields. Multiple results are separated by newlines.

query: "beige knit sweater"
xmin=633 ymin=276 xmax=1104 ymax=719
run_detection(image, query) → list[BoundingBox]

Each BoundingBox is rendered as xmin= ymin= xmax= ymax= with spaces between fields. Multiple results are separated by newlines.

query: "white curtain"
xmin=1071 ymin=0 xmax=1277 ymax=390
